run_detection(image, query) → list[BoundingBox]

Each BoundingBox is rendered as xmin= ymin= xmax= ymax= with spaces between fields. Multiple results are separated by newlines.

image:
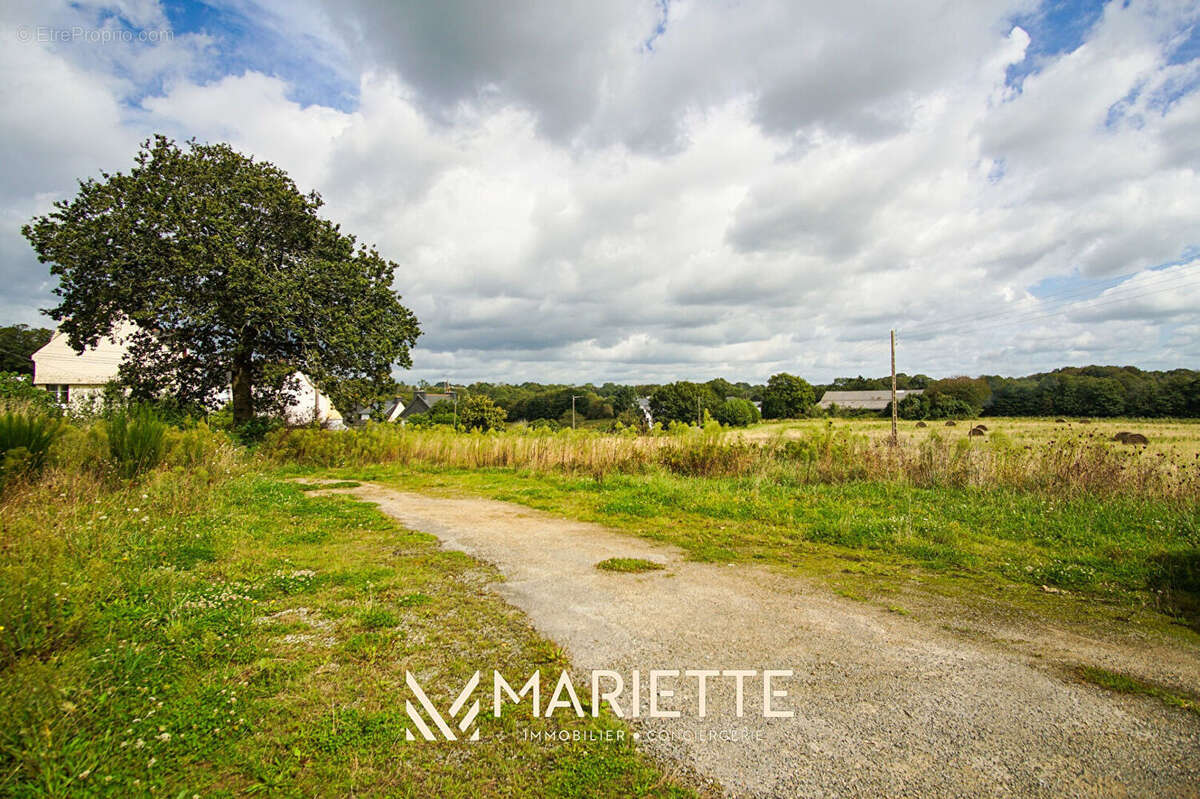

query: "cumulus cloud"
xmin=1 ymin=0 xmax=1198 ymax=384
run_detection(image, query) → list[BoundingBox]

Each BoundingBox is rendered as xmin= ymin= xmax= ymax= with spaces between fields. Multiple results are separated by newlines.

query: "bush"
xmin=107 ymin=406 xmax=167 ymax=478
xmin=0 ymin=372 xmax=59 ymax=416
xmin=457 ymin=394 xmax=507 ymax=431
xmin=0 ymin=412 xmax=62 ymax=489
xmin=714 ymin=397 xmax=761 ymax=427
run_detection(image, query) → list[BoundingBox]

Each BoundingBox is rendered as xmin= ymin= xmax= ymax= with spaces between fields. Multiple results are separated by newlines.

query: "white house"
xmin=31 ymin=324 xmax=343 ymax=427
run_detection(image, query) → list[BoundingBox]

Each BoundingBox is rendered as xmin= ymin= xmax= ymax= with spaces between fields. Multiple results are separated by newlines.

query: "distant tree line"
xmin=982 ymin=366 xmax=1200 ymax=418
xmin=894 ymin=367 xmax=1200 ymax=419
xmin=0 ymin=324 xmax=53 ymax=375
xmin=8 ymin=315 xmax=1198 ymax=424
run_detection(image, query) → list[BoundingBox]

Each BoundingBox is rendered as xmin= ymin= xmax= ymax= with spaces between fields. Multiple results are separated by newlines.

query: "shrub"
xmin=714 ymin=397 xmax=761 ymax=427
xmin=107 ymin=406 xmax=167 ymax=479
xmin=0 ymin=372 xmax=59 ymax=416
xmin=457 ymin=394 xmax=508 ymax=431
xmin=0 ymin=412 xmax=62 ymax=488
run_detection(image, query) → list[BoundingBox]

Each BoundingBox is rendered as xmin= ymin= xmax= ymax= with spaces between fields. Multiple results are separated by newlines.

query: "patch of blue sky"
xmin=1166 ymin=17 xmax=1200 ymax=65
xmin=1004 ymin=0 xmax=1109 ymax=91
xmin=1029 ymin=249 xmax=1200 ymax=302
xmin=161 ymin=0 xmax=359 ymax=111
xmin=643 ymin=0 xmax=670 ymax=52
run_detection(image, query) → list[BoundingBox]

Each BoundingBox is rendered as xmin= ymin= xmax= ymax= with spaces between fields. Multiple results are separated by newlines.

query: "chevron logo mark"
xmin=405 ymin=670 xmax=482 ymax=741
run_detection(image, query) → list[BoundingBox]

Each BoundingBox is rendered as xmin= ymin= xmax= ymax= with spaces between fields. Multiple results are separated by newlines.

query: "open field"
xmin=738 ymin=416 xmax=1200 ymax=457
xmin=266 ymin=419 xmax=1200 ymax=639
xmin=4 ymin=412 xmax=1199 ymax=796
xmin=0 ymin=450 xmax=696 ymax=797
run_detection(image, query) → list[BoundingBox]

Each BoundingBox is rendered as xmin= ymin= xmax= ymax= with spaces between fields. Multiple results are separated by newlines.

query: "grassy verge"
xmin=1073 ymin=666 xmax=1200 ymax=716
xmin=0 ymin=470 xmax=696 ymax=798
xmin=304 ymin=464 xmax=1200 ymax=636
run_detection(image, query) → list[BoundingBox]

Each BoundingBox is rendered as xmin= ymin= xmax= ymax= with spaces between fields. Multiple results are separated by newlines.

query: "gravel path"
xmin=335 ymin=483 xmax=1200 ymax=798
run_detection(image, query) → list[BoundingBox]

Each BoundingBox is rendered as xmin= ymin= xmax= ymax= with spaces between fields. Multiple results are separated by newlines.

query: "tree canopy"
xmin=761 ymin=372 xmax=815 ymax=419
xmin=22 ymin=136 xmax=420 ymax=424
xmin=649 ymin=381 xmax=723 ymax=425
xmin=0 ymin=325 xmax=52 ymax=375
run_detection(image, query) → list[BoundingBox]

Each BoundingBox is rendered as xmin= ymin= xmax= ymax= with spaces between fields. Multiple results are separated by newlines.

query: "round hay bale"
xmin=1054 ymin=418 xmax=1067 ymax=423
xmin=945 ymin=421 xmax=957 ymax=427
xmin=974 ymin=424 xmax=988 ymax=431
xmin=1079 ymin=418 xmax=1091 ymax=424
xmin=915 ymin=421 xmax=927 ymax=428
xmin=968 ymin=427 xmax=985 ymax=437
xmin=1121 ymin=433 xmax=1149 ymax=445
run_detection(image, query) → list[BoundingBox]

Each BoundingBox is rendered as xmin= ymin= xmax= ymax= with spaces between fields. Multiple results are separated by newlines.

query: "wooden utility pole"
xmin=890 ymin=329 xmax=898 ymax=446
xmin=571 ymin=394 xmax=580 ymax=430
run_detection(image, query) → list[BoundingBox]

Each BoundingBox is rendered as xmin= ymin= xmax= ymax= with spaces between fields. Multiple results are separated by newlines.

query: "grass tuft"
xmin=596 ymin=557 xmax=666 ymax=573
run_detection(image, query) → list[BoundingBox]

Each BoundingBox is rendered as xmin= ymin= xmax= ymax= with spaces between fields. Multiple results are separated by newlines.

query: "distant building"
xmin=352 ymin=397 xmax=406 ymax=424
xmin=399 ymin=390 xmax=457 ymax=420
xmin=817 ymin=389 xmax=923 ymax=411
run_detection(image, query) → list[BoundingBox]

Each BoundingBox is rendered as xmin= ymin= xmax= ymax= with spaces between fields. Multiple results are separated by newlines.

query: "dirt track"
xmin=327 ymin=482 xmax=1200 ymax=798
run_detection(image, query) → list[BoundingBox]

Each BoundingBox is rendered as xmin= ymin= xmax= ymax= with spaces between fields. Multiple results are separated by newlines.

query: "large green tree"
xmin=761 ymin=372 xmax=815 ymax=419
xmin=649 ymin=381 xmax=722 ymax=425
xmin=23 ymin=136 xmax=420 ymax=423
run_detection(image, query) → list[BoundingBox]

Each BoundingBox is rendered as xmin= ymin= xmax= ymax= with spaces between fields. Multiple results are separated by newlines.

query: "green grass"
xmin=0 ymin=470 xmax=696 ymax=798
xmin=595 ymin=558 xmax=665 ymax=573
xmin=1074 ymin=666 xmax=1200 ymax=716
xmin=320 ymin=464 xmax=1200 ymax=633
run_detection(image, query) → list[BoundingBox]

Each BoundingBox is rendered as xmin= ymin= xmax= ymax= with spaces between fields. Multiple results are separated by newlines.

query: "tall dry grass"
xmin=263 ymin=423 xmax=1200 ymax=501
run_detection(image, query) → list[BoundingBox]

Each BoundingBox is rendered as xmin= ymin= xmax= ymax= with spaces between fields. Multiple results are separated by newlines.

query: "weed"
xmin=107 ymin=406 xmax=168 ymax=479
xmin=596 ymin=557 xmax=666 ymax=573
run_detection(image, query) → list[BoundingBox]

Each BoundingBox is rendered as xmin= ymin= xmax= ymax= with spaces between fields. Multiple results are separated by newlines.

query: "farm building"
xmin=351 ymin=397 xmax=406 ymax=424
xmin=817 ymin=389 xmax=923 ymax=411
xmin=399 ymin=391 xmax=457 ymax=420
xmin=31 ymin=323 xmax=343 ymax=427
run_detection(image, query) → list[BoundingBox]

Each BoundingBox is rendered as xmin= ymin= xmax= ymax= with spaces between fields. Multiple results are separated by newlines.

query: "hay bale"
xmin=1114 ymin=432 xmax=1149 ymax=445
xmin=974 ymin=424 xmax=988 ymax=431
xmin=1079 ymin=418 xmax=1091 ymax=424
xmin=915 ymin=421 xmax=927 ymax=428
xmin=945 ymin=421 xmax=957 ymax=427
xmin=968 ymin=426 xmax=985 ymax=437
xmin=1055 ymin=418 xmax=1067 ymax=423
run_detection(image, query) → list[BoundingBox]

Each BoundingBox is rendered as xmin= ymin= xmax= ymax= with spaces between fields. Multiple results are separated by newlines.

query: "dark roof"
xmin=399 ymin=391 xmax=456 ymax=419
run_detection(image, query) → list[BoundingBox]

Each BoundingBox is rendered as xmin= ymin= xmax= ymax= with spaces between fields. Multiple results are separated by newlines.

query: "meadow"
xmin=0 ymin=411 xmax=695 ymax=797
xmin=3 ymin=407 xmax=1199 ymax=796
xmin=266 ymin=418 xmax=1200 ymax=634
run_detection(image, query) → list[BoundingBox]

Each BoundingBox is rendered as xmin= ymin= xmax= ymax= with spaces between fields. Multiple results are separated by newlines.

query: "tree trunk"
xmin=231 ymin=351 xmax=254 ymax=425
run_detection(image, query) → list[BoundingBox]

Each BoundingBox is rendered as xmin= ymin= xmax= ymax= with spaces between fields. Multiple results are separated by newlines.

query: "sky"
xmin=1 ymin=0 xmax=1198 ymax=385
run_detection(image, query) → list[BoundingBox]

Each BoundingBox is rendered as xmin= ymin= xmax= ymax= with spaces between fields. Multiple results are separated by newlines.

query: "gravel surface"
xmin=333 ymin=483 xmax=1200 ymax=798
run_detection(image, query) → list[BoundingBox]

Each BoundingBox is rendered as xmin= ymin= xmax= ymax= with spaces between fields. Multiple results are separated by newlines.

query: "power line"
xmin=902 ymin=272 xmax=1200 ymax=341
xmin=901 ymin=263 xmax=1198 ymax=337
